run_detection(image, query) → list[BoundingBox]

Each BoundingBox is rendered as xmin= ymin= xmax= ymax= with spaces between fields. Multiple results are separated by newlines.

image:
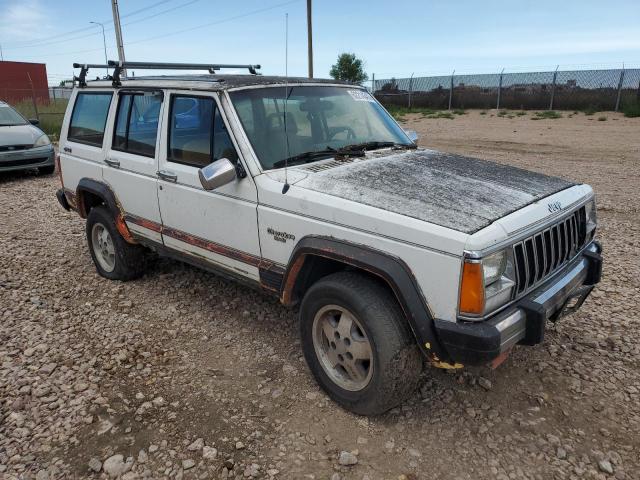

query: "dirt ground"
xmin=1 ymin=110 xmax=639 ymax=480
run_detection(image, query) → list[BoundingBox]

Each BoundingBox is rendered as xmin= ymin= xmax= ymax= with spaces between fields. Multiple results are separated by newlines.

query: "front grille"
xmin=0 ymin=157 xmax=48 ymax=168
xmin=513 ymin=206 xmax=588 ymax=295
xmin=0 ymin=144 xmax=32 ymax=152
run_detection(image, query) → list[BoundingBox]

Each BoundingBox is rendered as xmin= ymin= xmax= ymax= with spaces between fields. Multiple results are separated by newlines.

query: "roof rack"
xmin=72 ymin=63 xmax=111 ymax=87
xmin=72 ymin=60 xmax=262 ymax=88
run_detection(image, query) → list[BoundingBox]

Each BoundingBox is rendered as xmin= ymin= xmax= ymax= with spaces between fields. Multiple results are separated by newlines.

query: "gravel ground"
xmin=1 ymin=110 xmax=639 ymax=480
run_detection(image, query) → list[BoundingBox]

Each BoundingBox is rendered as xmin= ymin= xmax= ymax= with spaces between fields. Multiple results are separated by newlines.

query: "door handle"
xmin=157 ymin=170 xmax=177 ymax=182
xmin=104 ymin=158 xmax=120 ymax=168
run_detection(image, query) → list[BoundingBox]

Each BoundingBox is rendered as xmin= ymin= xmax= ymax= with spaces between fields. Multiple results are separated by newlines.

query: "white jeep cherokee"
xmin=56 ymin=61 xmax=602 ymax=415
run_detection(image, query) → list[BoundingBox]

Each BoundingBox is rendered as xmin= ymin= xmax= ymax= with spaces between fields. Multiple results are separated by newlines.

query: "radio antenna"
xmin=282 ymin=12 xmax=291 ymax=194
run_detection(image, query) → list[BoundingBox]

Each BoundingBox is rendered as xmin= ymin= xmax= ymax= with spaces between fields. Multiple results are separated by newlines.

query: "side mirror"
xmin=198 ymin=158 xmax=236 ymax=190
xmin=29 ymin=119 xmax=40 ymax=126
xmin=405 ymin=129 xmax=419 ymax=143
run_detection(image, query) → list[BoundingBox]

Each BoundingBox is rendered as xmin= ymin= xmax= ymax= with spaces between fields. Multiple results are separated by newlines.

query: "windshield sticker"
xmin=347 ymin=90 xmax=375 ymax=102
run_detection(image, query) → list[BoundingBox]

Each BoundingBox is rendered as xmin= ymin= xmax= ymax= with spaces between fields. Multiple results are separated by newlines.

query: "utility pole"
xmin=0 ymin=42 xmax=4 ymax=61
xmin=111 ymin=0 xmax=127 ymax=77
xmin=90 ymin=21 xmax=108 ymax=76
xmin=307 ymin=0 xmax=313 ymax=78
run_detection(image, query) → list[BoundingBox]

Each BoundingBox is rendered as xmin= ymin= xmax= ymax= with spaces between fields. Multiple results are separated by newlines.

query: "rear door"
xmin=156 ymin=91 xmax=261 ymax=280
xmin=103 ymin=89 xmax=164 ymax=243
xmin=59 ymin=90 xmax=114 ymax=191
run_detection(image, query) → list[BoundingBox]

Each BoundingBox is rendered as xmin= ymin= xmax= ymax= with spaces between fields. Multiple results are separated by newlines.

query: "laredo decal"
xmin=267 ymin=227 xmax=296 ymax=243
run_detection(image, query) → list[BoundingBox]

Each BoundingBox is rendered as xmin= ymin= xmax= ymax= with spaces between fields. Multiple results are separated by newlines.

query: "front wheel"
xmin=300 ymin=271 xmax=423 ymax=415
xmin=86 ymin=206 xmax=146 ymax=281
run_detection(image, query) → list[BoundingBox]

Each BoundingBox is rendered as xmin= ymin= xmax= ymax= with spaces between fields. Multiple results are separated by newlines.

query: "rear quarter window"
xmin=68 ymin=92 xmax=113 ymax=147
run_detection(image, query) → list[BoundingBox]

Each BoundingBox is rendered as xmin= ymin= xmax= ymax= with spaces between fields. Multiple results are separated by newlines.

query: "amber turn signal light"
xmin=459 ymin=261 xmax=485 ymax=315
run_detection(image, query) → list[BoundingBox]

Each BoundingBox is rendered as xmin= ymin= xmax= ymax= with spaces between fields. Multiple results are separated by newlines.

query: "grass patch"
xmin=12 ymin=99 xmax=68 ymax=141
xmin=532 ymin=110 xmax=562 ymax=120
xmin=622 ymin=102 xmax=640 ymax=118
xmin=452 ymin=108 xmax=466 ymax=115
xmin=479 ymin=110 xmax=487 ymax=115
xmin=425 ymin=111 xmax=454 ymax=119
xmin=583 ymin=106 xmax=599 ymax=116
xmin=497 ymin=109 xmax=508 ymax=117
xmin=384 ymin=105 xmax=457 ymax=121
xmin=419 ymin=109 xmax=438 ymax=117
xmin=386 ymin=105 xmax=434 ymax=120
xmin=598 ymin=116 xmax=607 ymax=121
xmin=516 ymin=110 xmax=527 ymax=116
xmin=384 ymin=105 xmax=410 ymax=120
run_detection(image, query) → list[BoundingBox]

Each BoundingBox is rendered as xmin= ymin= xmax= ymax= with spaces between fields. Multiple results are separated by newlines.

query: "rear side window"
xmin=168 ymin=95 xmax=238 ymax=168
xmin=68 ymin=92 xmax=113 ymax=146
xmin=113 ymin=91 xmax=163 ymax=157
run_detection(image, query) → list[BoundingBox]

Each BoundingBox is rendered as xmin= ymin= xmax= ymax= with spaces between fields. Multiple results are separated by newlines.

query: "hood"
xmin=0 ymin=124 xmax=44 ymax=147
xmin=295 ymin=149 xmax=575 ymax=234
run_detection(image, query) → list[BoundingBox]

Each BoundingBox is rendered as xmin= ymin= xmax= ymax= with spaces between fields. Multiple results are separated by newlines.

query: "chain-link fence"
xmin=49 ymin=86 xmax=74 ymax=101
xmin=373 ymin=68 xmax=640 ymax=112
xmin=0 ymin=85 xmax=72 ymax=140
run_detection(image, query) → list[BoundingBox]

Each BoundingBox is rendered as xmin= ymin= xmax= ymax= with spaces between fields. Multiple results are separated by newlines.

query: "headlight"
xmin=459 ymin=249 xmax=516 ymax=318
xmin=483 ymin=250 xmax=507 ymax=285
xmin=584 ymin=199 xmax=597 ymax=238
xmin=34 ymin=134 xmax=51 ymax=147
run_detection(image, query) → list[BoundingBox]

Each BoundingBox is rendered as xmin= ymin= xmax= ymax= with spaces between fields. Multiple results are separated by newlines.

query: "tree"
xmin=329 ymin=53 xmax=368 ymax=84
xmin=380 ymin=78 xmax=399 ymax=92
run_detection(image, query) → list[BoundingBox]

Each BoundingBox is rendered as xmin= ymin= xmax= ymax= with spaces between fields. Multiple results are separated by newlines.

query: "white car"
xmin=56 ymin=61 xmax=602 ymax=414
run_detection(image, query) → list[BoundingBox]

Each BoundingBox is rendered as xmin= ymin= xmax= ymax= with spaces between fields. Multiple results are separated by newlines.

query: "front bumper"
xmin=0 ymin=145 xmax=55 ymax=172
xmin=434 ymin=241 xmax=602 ymax=365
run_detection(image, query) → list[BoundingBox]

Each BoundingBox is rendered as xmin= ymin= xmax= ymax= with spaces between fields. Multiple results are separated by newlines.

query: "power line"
xmin=121 ymin=0 xmax=202 ymax=28
xmin=125 ymin=0 xmax=301 ymax=47
xmin=2 ymin=0 xmax=184 ymax=49
xmin=120 ymin=0 xmax=176 ymax=20
xmin=18 ymin=0 xmax=302 ymax=61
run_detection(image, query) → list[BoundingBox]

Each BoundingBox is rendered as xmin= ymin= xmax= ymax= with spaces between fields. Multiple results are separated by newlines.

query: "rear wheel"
xmin=300 ymin=271 xmax=423 ymax=415
xmin=86 ymin=206 xmax=146 ymax=281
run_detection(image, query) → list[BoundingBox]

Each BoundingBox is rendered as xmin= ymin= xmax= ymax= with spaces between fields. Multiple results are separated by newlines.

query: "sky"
xmin=1 ymin=0 xmax=639 ymax=85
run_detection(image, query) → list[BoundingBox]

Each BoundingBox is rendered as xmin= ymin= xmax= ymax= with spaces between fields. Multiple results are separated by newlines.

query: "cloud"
xmin=0 ymin=0 xmax=53 ymax=43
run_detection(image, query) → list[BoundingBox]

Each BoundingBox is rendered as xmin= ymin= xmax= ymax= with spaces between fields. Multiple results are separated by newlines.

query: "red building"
xmin=0 ymin=61 xmax=49 ymax=104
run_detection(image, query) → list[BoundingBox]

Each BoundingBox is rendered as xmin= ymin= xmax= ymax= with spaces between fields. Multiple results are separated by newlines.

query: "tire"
xmin=300 ymin=271 xmax=423 ymax=415
xmin=86 ymin=205 xmax=146 ymax=281
xmin=38 ymin=165 xmax=55 ymax=175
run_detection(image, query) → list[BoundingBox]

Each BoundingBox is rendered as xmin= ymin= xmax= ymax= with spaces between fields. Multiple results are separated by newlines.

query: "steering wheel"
xmin=328 ymin=126 xmax=356 ymax=141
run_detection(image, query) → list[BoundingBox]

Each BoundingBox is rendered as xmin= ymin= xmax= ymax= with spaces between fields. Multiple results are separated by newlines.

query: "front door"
xmin=156 ymin=91 xmax=261 ymax=280
xmin=103 ymin=89 xmax=164 ymax=243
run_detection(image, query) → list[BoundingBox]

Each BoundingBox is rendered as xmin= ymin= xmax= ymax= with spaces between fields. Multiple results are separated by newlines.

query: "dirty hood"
xmin=296 ymin=149 xmax=575 ymax=234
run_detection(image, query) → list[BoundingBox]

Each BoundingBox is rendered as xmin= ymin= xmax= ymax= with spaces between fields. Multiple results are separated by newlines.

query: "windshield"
xmin=0 ymin=105 xmax=28 ymax=126
xmin=229 ymin=86 xmax=412 ymax=170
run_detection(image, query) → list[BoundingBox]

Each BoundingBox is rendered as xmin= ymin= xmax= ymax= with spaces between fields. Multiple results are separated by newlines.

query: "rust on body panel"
xmin=258 ymin=263 xmax=286 ymax=293
xmin=115 ymin=216 xmax=136 ymax=244
xmin=162 ymin=226 xmax=263 ymax=268
xmin=63 ymin=188 xmax=77 ymax=210
xmin=124 ymin=214 xmax=163 ymax=233
xmin=281 ymin=254 xmax=307 ymax=304
xmin=125 ymin=213 xmax=283 ymax=294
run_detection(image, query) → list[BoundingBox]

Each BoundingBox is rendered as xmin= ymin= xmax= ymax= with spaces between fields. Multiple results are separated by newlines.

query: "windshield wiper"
xmin=336 ymin=141 xmax=417 ymax=153
xmin=271 ymin=141 xmax=417 ymax=169
xmin=272 ymin=150 xmax=336 ymax=169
